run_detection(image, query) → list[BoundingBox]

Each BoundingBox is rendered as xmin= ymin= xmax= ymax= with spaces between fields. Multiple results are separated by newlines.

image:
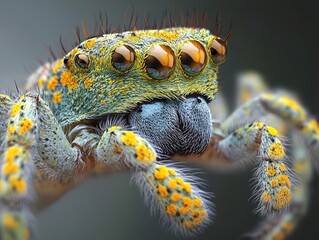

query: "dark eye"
xmin=74 ymin=54 xmax=89 ymax=68
xmin=111 ymin=45 xmax=135 ymax=72
xmin=180 ymin=40 xmax=207 ymax=76
xmin=209 ymin=38 xmax=227 ymax=64
xmin=145 ymin=45 xmax=175 ymax=80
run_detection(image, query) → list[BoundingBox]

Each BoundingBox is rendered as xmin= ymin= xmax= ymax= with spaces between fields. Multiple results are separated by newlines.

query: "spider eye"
xmin=209 ymin=38 xmax=227 ymax=64
xmin=74 ymin=54 xmax=89 ymax=68
xmin=180 ymin=40 xmax=207 ymax=76
xmin=111 ymin=45 xmax=135 ymax=72
xmin=145 ymin=44 xmax=175 ymax=80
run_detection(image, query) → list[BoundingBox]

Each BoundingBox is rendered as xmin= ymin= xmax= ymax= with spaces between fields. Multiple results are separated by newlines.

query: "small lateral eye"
xmin=180 ymin=40 xmax=207 ymax=76
xmin=74 ymin=54 xmax=89 ymax=68
xmin=111 ymin=45 xmax=135 ymax=72
xmin=209 ymin=38 xmax=227 ymax=64
xmin=145 ymin=44 xmax=175 ymax=80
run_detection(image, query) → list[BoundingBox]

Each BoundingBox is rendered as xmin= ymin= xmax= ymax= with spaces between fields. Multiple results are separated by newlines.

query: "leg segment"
xmin=95 ymin=126 xmax=213 ymax=235
xmin=0 ymin=93 xmax=81 ymax=240
xmin=0 ymin=94 xmax=38 ymax=240
xmin=249 ymin=133 xmax=312 ymax=240
xmin=216 ymin=122 xmax=292 ymax=214
xmin=221 ymin=92 xmax=319 ymax=149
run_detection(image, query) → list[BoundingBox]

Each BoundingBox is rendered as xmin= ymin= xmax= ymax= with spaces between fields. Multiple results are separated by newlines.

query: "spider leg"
xmin=221 ymin=92 xmax=319 ymax=151
xmin=0 ymin=93 xmax=81 ymax=240
xmin=249 ymin=133 xmax=312 ymax=240
xmin=95 ymin=126 xmax=213 ymax=235
xmin=216 ymin=122 xmax=292 ymax=214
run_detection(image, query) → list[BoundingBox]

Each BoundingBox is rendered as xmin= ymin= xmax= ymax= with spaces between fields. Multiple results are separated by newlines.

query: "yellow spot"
xmin=267 ymin=165 xmax=276 ymax=177
xmin=273 ymin=187 xmax=292 ymax=210
xmin=255 ymin=122 xmax=264 ymax=128
xmin=279 ymin=163 xmax=287 ymax=172
xmin=266 ymin=126 xmax=278 ymax=136
xmin=180 ymin=206 xmax=190 ymax=215
xmin=5 ymin=146 xmax=21 ymax=162
xmin=193 ymin=216 xmax=204 ymax=225
xmin=52 ymin=59 xmax=63 ymax=73
xmin=37 ymin=77 xmax=46 ymax=87
xmin=19 ymin=118 xmax=33 ymax=135
xmin=2 ymin=213 xmax=17 ymax=230
xmin=109 ymin=126 xmax=121 ymax=131
xmin=84 ymin=78 xmax=93 ymax=88
xmin=176 ymin=177 xmax=184 ymax=185
xmin=83 ymin=38 xmax=97 ymax=49
xmin=280 ymin=96 xmax=305 ymax=118
xmin=2 ymin=162 xmax=19 ymax=175
xmin=269 ymin=143 xmax=285 ymax=159
xmin=47 ymin=76 xmax=58 ymax=91
xmin=157 ymin=185 xmax=168 ymax=197
xmin=10 ymin=103 xmax=22 ymax=117
xmin=278 ymin=174 xmax=291 ymax=188
xmin=61 ymin=70 xmax=71 ymax=86
xmin=191 ymin=209 xmax=205 ymax=225
xmin=182 ymin=220 xmax=193 ymax=229
xmin=168 ymin=169 xmax=177 ymax=176
xmin=194 ymin=198 xmax=202 ymax=207
xmin=182 ymin=182 xmax=192 ymax=193
xmin=261 ymin=191 xmax=272 ymax=203
xmin=9 ymin=176 xmax=26 ymax=194
xmin=52 ymin=91 xmax=62 ymax=104
xmin=100 ymin=100 xmax=106 ymax=105
xmin=182 ymin=197 xmax=194 ymax=208
xmin=154 ymin=165 xmax=169 ymax=180
xmin=166 ymin=204 xmax=177 ymax=216
xmin=168 ymin=179 xmax=178 ymax=189
xmin=8 ymin=126 xmax=16 ymax=135
xmin=303 ymin=119 xmax=319 ymax=136
xmin=136 ymin=144 xmax=156 ymax=163
xmin=67 ymin=76 xmax=78 ymax=90
xmin=270 ymin=179 xmax=279 ymax=187
xmin=121 ymin=131 xmax=137 ymax=147
xmin=171 ymin=192 xmax=181 ymax=202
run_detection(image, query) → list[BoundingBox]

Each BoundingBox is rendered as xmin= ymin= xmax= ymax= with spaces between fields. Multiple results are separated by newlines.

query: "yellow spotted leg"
xmin=96 ymin=126 xmax=157 ymax=168
xmin=221 ymin=92 xmax=319 ymax=154
xmin=1 ymin=93 xmax=81 ymax=240
xmin=249 ymin=132 xmax=312 ymax=240
xmin=96 ymin=126 xmax=213 ymax=235
xmin=216 ymin=122 xmax=293 ymax=214
xmin=0 ymin=95 xmax=36 ymax=240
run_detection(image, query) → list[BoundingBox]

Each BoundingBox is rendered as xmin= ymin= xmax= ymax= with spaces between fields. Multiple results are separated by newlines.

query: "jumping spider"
xmin=0 ymin=21 xmax=318 ymax=240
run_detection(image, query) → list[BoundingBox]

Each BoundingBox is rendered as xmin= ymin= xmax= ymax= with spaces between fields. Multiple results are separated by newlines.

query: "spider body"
xmin=0 ymin=24 xmax=317 ymax=240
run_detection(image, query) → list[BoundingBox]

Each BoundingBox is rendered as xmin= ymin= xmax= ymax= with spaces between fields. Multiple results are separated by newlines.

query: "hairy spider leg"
xmin=96 ymin=126 xmax=213 ymax=236
xmin=0 ymin=93 xmax=81 ymax=240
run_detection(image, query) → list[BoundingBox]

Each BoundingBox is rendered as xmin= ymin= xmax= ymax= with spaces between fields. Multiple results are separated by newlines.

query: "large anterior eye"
xmin=74 ymin=54 xmax=89 ymax=68
xmin=209 ymin=38 xmax=227 ymax=64
xmin=111 ymin=45 xmax=135 ymax=72
xmin=180 ymin=40 xmax=207 ymax=76
xmin=145 ymin=45 xmax=175 ymax=80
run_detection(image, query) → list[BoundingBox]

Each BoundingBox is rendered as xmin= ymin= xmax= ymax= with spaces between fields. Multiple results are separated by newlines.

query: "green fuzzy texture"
xmin=42 ymin=28 xmax=220 ymax=126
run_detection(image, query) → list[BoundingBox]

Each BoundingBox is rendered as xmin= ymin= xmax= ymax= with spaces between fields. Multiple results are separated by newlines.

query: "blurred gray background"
xmin=1 ymin=0 xmax=319 ymax=239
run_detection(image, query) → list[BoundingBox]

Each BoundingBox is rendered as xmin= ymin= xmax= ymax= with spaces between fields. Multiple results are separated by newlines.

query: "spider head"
xmin=47 ymin=28 xmax=227 ymax=155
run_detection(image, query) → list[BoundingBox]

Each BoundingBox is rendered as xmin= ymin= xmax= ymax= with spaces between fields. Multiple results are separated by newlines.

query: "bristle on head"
xmin=57 ymin=10 xmax=230 ymax=60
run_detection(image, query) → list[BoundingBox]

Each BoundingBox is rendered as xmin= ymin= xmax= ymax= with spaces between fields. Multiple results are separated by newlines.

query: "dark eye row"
xmin=74 ymin=39 xmax=227 ymax=80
